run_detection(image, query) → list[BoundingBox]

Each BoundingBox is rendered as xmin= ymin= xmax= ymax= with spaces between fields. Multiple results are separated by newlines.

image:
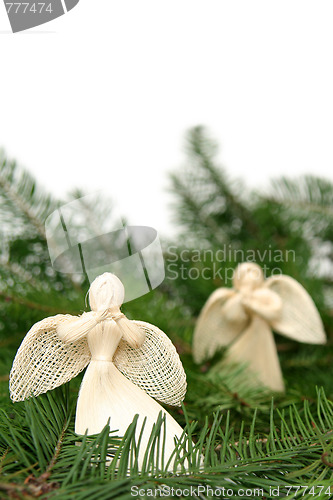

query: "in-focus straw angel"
xmin=193 ymin=262 xmax=326 ymax=392
xmin=10 ymin=273 xmax=187 ymax=470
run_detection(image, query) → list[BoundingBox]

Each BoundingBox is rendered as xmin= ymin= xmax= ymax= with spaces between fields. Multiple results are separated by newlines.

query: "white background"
xmin=0 ymin=1 xmax=333 ymax=236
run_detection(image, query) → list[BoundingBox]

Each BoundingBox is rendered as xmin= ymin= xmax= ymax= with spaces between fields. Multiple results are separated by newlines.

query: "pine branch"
xmin=1 ymin=384 xmax=333 ymax=498
xmin=0 ymin=155 xmax=55 ymax=239
xmin=270 ymin=175 xmax=333 ymax=215
xmin=170 ymin=126 xmax=258 ymax=246
xmin=170 ymin=172 xmax=226 ymax=245
xmin=0 ymin=290 xmax=70 ymax=314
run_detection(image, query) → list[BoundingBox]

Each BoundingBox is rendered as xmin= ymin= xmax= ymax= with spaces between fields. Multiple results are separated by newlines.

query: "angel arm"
xmin=56 ymin=312 xmax=100 ymax=343
xmin=115 ymin=315 xmax=145 ymax=349
xmin=57 ymin=308 xmax=145 ymax=348
xmin=241 ymin=288 xmax=283 ymax=323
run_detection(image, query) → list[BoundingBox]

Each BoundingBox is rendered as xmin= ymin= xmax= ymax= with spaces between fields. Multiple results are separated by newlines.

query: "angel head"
xmin=233 ymin=262 xmax=264 ymax=291
xmin=193 ymin=262 xmax=326 ymax=392
xmin=89 ymin=272 xmax=125 ymax=312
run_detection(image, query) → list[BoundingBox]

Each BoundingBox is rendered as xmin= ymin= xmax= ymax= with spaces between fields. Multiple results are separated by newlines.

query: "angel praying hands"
xmin=193 ymin=262 xmax=326 ymax=392
xmin=10 ymin=273 xmax=187 ymax=469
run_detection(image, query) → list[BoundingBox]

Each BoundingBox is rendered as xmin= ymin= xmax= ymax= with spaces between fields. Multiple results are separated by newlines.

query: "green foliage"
xmin=1 ymin=385 xmax=333 ymax=499
xmin=1 ymin=131 xmax=333 ymax=497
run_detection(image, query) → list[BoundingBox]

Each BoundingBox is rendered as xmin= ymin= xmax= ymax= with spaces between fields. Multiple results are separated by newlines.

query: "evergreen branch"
xmin=0 ymin=157 xmax=54 ymax=239
xmin=170 ymin=126 xmax=260 ymax=246
xmin=1 ymin=385 xmax=333 ymax=498
xmin=186 ymin=126 xmax=258 ymax=233
xmin=0 ymin=476 xmax=59 ymax=498
xmin=45 ymin=418 xmax=68 ymax=474
xmin=0 ymin=290 xmax=73 ymax=314
xmin=170 ymin=173 xmax=226 ymax=245
xmin=269 ymin=175 xmax=333 ymax=217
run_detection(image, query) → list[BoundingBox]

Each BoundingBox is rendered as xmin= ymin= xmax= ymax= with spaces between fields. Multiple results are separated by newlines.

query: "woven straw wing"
xmin=113 ymin=320 xmax=186 ymax=406
xmin=10 ymin=314 xmax=91 ymax=402
xmin=193 ymin=288 xmax=248 ymax=363
xmin=265 ymin=275 xmax=326 ymax=344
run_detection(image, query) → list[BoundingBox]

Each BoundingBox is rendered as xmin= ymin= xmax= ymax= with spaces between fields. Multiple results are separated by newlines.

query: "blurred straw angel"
xmin=193 ymin=262 xmax=326 ymax=392
xmin=10 ymin=273 xmax=187 ymax=470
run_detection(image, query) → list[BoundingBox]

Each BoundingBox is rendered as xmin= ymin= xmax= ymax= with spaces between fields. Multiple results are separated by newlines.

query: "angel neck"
xmin=87 ymin=320 xmax=122 ymax=362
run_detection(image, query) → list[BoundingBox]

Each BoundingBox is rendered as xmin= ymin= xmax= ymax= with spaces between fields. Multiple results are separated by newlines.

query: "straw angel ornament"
xmin=10 ymin=273 xmax=187 ymax=469
xmin=193 ymin=262 xmax=326 ymax=392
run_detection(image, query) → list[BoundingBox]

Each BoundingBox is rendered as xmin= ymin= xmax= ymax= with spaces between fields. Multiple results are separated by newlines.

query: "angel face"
xmin=89 ymin=273 xmax=125 ymax=312
xmin=233 ymin=263 xmax=264 ymax=292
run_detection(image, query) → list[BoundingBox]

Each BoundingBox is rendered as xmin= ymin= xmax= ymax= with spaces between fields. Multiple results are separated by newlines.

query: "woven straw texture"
xmin=114 ymin=320 xmax=186 ymax=406
xmin=10 ymin=314 xmax=91 ymax=402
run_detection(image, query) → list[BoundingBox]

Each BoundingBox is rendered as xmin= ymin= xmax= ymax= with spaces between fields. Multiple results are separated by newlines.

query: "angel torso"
xmin=87 ymin=319 xmax=122 ymax=362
